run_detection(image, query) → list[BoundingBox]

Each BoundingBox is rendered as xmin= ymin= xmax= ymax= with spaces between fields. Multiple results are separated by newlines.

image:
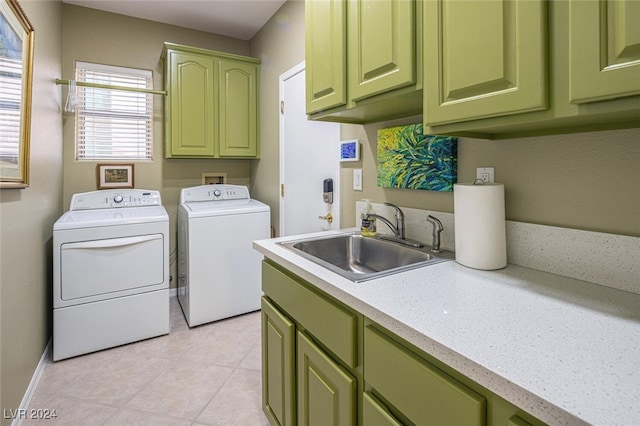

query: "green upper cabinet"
xmin=305 ymin=0 xmax=422 ymax=123
xmin=305 ymin=0 xmax=347 ymax=114
xmin=348 ymin=0 xmax=415 ymax=101
xmin=163 ymin=43 xmax=260 ymax=159
xmin=569 ymin=0 xmax=640 ymax=104
xmin=424 ymin=0 xmax=547 ymax=126
xmin=165 ymin=50 xmax=216 ymax=157
xmin=423 ymin=0 xmax=640 ymax=138
xmin=218 ymin=59 xmax=259 ymax=157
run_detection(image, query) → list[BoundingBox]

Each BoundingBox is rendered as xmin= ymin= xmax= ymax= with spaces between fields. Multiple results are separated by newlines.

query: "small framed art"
xmin=97 ymin=164 xmax=134 ymax=189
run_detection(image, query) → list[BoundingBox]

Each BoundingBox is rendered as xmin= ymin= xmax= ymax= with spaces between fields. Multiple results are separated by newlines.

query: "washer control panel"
xmin=70 ymin=189 xmax=162 ymax=210
xmin=180 ymin=184 xmax=250 ymax=203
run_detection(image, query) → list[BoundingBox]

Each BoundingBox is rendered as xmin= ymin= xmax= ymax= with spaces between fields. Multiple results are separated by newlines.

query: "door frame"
xmin=279 ymin=61 xmax=341 ymax=236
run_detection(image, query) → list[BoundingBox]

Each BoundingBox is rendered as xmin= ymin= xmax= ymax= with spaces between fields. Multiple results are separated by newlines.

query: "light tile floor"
xmin=25 ymin=297 xmax=270 ymax=425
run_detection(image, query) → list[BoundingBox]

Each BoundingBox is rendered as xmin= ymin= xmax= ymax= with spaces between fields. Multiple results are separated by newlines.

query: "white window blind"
xmin=0 ymin=56 xmax=22 ymax=165
xmin=75 ymin=62 xmax=153 ymax=160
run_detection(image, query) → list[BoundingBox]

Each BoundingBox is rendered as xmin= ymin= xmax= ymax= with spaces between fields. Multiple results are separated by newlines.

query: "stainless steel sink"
xmin=278 ymin=232 xmax=454 ymax=282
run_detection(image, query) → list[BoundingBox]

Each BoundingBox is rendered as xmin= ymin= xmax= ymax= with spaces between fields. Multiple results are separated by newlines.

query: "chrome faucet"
xmin=363 ymin=202 xmax=405 ymax=239
xmin=426 ymin=215 xmax=443 ymax=253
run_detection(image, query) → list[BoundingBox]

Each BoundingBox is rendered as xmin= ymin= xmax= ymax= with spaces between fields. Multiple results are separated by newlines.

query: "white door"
xmin=280 ymin=62 xmax=341 ymax=237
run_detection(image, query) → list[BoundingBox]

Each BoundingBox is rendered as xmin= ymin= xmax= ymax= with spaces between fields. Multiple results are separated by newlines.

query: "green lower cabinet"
xmin=297 ymin=331 xmax=356 ymax=425
xmin=508 ymin=415 xmax=534 ymax=426
xmin=262 ymin=297 xmax=295 ymax=426
xmin=363 ymin=392 xmax=403 ymax=426
xmin=365 ymin=325 xmax=486 ymax=425
xmin=261 ymin=260 xmax=547 ymax=426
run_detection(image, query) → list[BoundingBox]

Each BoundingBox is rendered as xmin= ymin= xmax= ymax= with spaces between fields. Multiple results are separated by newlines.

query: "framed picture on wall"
xmin=0 ymin=0 xmax=35 ymax=189
xmin=97 ymin=164 xmax=134 ymax=189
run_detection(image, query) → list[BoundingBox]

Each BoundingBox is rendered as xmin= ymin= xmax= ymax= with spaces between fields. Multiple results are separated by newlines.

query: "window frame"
xmin=74 ymin=61 xmax=154 ymax=161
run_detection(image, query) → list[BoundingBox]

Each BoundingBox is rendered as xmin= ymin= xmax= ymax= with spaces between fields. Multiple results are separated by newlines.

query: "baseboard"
xmin=169 ymin=287 xmax=177 ymax=298
xmin=11 ymin=339 xmax=51 ymax=426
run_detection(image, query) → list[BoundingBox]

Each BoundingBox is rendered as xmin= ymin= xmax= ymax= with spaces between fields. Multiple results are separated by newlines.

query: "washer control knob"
xmin=213 ymin=189 xmax=222 ymax=197
xmin=114 ymin=194 xmax=124 ymax=203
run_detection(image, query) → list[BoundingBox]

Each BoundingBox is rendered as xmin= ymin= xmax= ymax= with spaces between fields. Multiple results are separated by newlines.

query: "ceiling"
xmin=63 ymin=0 xmax=288 ymax=41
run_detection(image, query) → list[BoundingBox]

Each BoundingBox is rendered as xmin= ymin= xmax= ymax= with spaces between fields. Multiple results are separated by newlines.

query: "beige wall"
xmin=249 ymin=0 xmax=305 ymax=236
xmin=250 ymin=0 xmax=640 ymax=239
xmin=0 ymin=1 xmax=63 ymax=422
xmin=62 ymin=4 xmax=254 ymax=283
xmin=1 ymin=0 xmax=638 ymax=418
xmin=340 ymin=118 xmax=640 ymax=237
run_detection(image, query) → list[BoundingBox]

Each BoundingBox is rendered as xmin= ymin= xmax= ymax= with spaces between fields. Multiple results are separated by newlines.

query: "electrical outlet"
xmin=476 ymin=167 xmax=495 ymax=183
xmin=353 ymin=169 xmax=363 ymax=191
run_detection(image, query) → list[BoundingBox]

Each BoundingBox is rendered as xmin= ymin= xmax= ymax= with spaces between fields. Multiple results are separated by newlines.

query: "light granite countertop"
xmin=254 ymin=230 xmax=640 ymax=426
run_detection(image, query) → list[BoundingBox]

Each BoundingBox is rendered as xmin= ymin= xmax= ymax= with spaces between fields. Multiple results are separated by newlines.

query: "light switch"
xmin=353 ymin=169 xmax=362 ymax=191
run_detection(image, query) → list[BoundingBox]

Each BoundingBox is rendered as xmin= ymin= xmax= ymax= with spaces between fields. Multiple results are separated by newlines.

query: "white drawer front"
xmin=60 ymin=234 xmax=165 ymax=300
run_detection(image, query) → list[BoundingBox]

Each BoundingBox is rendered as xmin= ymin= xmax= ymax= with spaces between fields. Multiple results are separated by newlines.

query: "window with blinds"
xmin=0 ymin=56 xmax=22 ymax=166
xmin=75 ymin=62 xmax=153 ymax=160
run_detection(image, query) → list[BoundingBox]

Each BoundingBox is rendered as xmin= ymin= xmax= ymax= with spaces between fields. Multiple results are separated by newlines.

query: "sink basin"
xmin=279 ymin=232 xmax=454 ymax=282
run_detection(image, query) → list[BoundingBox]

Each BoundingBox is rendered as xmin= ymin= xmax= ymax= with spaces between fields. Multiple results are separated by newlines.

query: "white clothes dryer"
xmin=53 ymin=189 xmax=169 ymax=361
xmin=178 ymin=185 xmax=270 ymax=327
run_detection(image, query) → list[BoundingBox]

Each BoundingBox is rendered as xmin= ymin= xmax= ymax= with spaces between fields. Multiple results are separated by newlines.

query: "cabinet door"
xmin=262 ymin=297 xmax=295 ymax=426
xmin=363 ymin=392 xmax=403 ymax=426
xmin=569 ymin=0 xmax=640 ymax=103
xmin=218 ymin=59 xmax=258 ymax=157
xmin=297 ymin=331 xmax=355 ymax=426
xmin=348 ymin=0 xmax=415 ymax=101
xmin=305 ymin=0 xmax=347 ymax=114
xmin=424 ymin=0 xmax=547 ymax=126
xmin=166 ymin=51 xmax=215 ymax=157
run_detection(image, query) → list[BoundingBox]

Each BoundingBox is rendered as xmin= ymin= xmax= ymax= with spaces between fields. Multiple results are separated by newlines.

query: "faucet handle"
xmin=383 ymin=202 xmax=403 ymax=216
xmin=426 ymin=215 xmax=443 ymax=253
xmin=427 ymin=215 xmax=443 ymax=230
xmin=383 ymin=202 xmax=405 ymax=239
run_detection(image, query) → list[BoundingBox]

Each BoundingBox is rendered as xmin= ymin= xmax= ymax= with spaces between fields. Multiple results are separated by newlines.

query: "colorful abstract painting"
xmin=377 ymin=124 xmax=457 ymax=191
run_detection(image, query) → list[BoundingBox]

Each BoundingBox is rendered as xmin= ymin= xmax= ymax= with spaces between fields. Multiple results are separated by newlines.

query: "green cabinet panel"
xmin=262 ymin=261 xmax=358 ymax=367
xmin=165 ymin=50 xmax=216 ymax=157
xmin=424 ymin=0 xmax=547 ymax=126
xmin=365 ymin=325 xmax=486 ymax=426
xmin=261 ymin=297 xmax=295 ymax=426
xmin=297 ymin=331 xmax=356 ymax=426
xmin=162 ymin=43 xmax=260 ymax=158
xmin=305 ymin=0 xmax=422 ymax=123
xmin=348 ymin=0 xmax=415 ymax=101
xmin=569 ymin=0 xmax=640 ymax=103
xmin=508 ymin=415 xmax=534 ymax=426
xmin=363 ymin=392 xmax=402 ymax=426
xmin=305 ymin=0 xmax=347 ymax=114
xmin=218 ymin=59 xmax=258 ymax=157
xmin=423 ymin=0 xmax=640 ymax=138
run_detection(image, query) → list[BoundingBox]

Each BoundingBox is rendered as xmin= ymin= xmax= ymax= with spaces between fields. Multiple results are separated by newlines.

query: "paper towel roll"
xmin=454 ymin=183 xmax=507 ymax=270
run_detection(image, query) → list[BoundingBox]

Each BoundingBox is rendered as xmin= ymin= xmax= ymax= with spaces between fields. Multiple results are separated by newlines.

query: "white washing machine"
xmin=178 ymin=185 xmax=270 ymax=327
xmin=53 ymin=189 xmax=169 ymax=361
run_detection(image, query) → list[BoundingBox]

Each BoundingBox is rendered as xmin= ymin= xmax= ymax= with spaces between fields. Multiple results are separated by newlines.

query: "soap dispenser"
xmin=361 ymin=199 xmax=377 ymax=237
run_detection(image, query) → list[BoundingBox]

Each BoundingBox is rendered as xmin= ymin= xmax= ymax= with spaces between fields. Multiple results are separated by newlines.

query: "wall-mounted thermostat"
xmin=339 ymin=139 xmax=360 ymax=162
